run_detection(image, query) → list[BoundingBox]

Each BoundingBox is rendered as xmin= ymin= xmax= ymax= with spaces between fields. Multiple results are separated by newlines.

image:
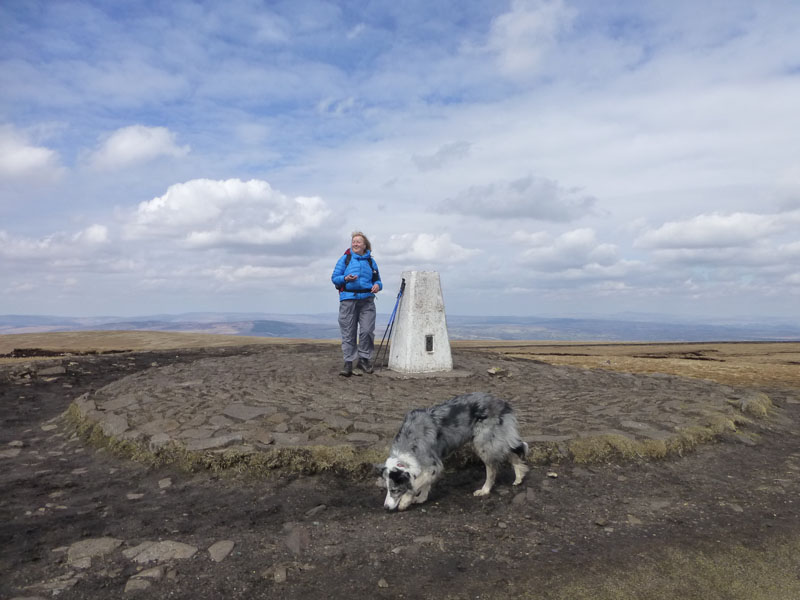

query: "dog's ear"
xmin=389 ymin=468 xmax=411 ymax=485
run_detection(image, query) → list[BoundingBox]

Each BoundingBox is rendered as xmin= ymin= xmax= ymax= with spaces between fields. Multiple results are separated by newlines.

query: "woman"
xmin=331 ymin=231 xmax=382 ymax=376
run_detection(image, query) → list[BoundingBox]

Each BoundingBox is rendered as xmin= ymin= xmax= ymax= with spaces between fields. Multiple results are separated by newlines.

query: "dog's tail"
xmin=512 ymin=441 xmax=529 ymax=459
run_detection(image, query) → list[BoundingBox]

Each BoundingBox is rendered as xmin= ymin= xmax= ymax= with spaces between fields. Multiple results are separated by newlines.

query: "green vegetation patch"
xmin=540 ymin=537 xmax=800 ymax=600
xmin=64 ymin=403 xmax=386 ymax=478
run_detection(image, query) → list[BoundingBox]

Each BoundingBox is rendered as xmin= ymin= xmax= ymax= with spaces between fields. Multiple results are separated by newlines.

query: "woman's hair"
xmin=351 ymin=231 xmax=371 ymax=252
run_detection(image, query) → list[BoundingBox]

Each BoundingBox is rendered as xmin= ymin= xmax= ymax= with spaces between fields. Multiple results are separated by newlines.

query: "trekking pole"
xmin=375 ymin=278 xmax=405 ymax=367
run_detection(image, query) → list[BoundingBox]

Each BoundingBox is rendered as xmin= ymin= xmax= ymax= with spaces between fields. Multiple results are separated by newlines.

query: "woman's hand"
xmin=371 ymin=284 xmax=379 ymax=293
xmin=345 ymin=274 xmax=357 ymax=282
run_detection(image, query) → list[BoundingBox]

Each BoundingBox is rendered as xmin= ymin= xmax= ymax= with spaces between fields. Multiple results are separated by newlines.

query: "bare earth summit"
xmin=1 ymin=333 xmax=799 ymax=600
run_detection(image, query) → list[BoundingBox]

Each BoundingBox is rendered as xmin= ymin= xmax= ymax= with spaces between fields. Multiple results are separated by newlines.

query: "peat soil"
xmin=1 ymin=347 xmax=799 ymax=599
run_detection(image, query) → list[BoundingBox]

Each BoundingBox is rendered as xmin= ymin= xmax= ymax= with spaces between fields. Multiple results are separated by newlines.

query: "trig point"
xmin=388 ymin=271 xmax=453 ymax=373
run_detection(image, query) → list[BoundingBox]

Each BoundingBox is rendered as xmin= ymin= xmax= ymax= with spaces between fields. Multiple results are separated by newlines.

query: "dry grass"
xmin=4 ymin=331 xmax=798 ymax=388
xmin=0 ymin=330 xmax=336 ymax=364
xmin=457 ymin=340 xmax=800 ymax=388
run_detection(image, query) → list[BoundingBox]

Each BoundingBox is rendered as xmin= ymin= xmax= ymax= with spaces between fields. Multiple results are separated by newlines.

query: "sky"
xmin=2 ymin=0 xmax=800 ymax=321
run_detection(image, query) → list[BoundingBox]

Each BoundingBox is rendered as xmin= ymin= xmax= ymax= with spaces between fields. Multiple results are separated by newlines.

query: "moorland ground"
xmin=1 ymin=333 xmax=799 ymax=599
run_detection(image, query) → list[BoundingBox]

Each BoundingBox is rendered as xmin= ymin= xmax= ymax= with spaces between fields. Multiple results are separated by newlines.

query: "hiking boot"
xmin=357 ymin=358 xmax=374 ymax=374
xmin=339 ymin=361 xmax=353 ymax=377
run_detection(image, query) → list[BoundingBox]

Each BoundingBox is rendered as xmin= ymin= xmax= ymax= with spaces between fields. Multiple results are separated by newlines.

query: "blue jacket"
xmin=331 ymin=250 xmax=382 ymax=301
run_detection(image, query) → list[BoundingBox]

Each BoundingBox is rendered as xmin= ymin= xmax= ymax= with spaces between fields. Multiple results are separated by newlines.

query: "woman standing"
xmin=331 ymin=231 xmax=382 ymax=376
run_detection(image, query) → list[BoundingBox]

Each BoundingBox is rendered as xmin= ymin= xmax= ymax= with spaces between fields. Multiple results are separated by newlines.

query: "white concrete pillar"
xmin=388 ymin=271 xmax=453 ymax=373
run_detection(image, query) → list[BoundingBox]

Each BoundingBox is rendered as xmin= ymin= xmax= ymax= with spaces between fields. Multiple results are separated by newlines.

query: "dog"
xmin=378 ymin=392 xmax=529 ymax=511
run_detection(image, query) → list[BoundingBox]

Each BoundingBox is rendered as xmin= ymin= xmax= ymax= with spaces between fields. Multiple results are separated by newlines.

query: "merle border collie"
xmin=378 ymin=392 xmax=529 ymax=511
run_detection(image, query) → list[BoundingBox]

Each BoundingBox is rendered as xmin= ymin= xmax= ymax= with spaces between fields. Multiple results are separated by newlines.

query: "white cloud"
xmin=439 ymin=175 xmax=596 ymax=221
xmin=635 ymin=211 xmax=800 ymax=250
xmin=516 ymin=228 xmax=620 ymax=272
xmin=382 ymin=233 xmax=481 ymax=264
xmin=412 ymin=141 xmax=471 ymax=171
xmin=126 ymin=178 xmax=332 ymax=248
xmin=0 ymin=224 xmax=109 ymax=261
xmin=0 ymin=124 xmax=64 ymax=180
xmin=88 ymin=125 xmax=190 ymax=170
xmin=484 ymin=0 xmax=574 ymax=79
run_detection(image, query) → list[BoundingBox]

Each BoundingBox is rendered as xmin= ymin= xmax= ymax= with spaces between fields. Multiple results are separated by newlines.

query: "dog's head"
xmin=377 ymin=457 xmax=417 ymax=511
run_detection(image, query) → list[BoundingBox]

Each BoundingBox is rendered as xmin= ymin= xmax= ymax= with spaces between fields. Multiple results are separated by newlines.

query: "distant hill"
xmin=1 ymin=312 xmax=799 ymax=342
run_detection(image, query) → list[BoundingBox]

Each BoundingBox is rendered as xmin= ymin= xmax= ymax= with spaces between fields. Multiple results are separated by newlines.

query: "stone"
xmin=345 ymin=432 xmax=379 ymax=444
xmin=209 ymin=415 xmax=234 ymax=427
xmin=273 ymin=565 xmax=288 ymax=583
xmin=139 ymin=419 xmax=180 ymax=435
xmin=124 ymin=578 xmax=152 ymax=592
xmin=122 ymin=542 xmax=156 ymax=560
xmin=133 ymin=566 xmax=165 ymax=581
xmin=149 ymin=433 xmax=171 ymax=451
xmin=38 ymin=365 xmax=66 ymax=376
xmin=271 ymin=432 xmax=309 ymax=446
xmin=130 ymin=540 xmax=198 ymax=563
xmin=323 ymin=415 xmax=354 ymax=431
xmin=378 ymin=578 xmax=389 ymax=588
xmin=245 ymin=430 xmax=274 ymax=446
xmin=283 ymin=524 xmax=311 ymax=556
xmin=305 ymin=505 xmax=327 ymax=517
xmin=67 ymin=537 xmax=123 ymax=567
xmin=0 ymin=448 xmax=22 ymax=459
xmin=222 ymin=403 xmax=275 ymax=421
xmin=100 ymin=414 xmax=129 ymax=437
xmin=185 ymin=433 xmax=243 ymax=452
xmin=208 ymin=540 xmax=235 ymax=562
xmin=102 ymin=394 xmax=138 ymax=411
xmin=158 ymin=478 xmax=172 ymax=489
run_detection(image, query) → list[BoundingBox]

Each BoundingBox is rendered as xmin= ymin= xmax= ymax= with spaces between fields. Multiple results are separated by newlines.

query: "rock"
xmin=627 ymin=514 xmax=643 ymax=525
xmin=208 ymin=540 xmax=235 ymax=562
xmin=323 ymin=415 xmax=354 ymax=432
xmin=378 ymin=578 xmax=389 ymax=588
xmin=127 ymin=493 xmax=145 ymax=500
xmin=129 ymin=540 xmax=198 ymax=564
xmin=0 ymin=447 xmax=22 ymax=459
xmin=124 ymin=578 xmax=152 ymax=592
xmin=271 ymin=432 xmax=309 ymax=446
xmin=9 ymin=440 xmax=24 ymax=448
xmin=185 ymin=433 xmax=243 ymax=452
xmin=283 ymin=524 xmax=311 ymax=556
xmin=158 ymin=478 xmax=172 ymax=489
xmin=487 ymin=367 xmax=509 ymax=377
xmin=273 ymin=565 xmax=288 ymax=583
xmin=67 ymin=537 xmax=123 ymax=568
xmin=38 ymin=365 xmax=66 ymax=376
xmin=149 ymin=433 xmax=171 ymax=451
xmin=222 ymin=403 xmax=275 ymax=421
xmin=345 ymin=432 xmax=379 ymax=444
xmin=102 ymin=394 xmax=138 ymax=411
xmin=139 ymin=419 xmax=180 ymax=435
xmin=133 ymin=566 xmax=165 ymax=581
xmin=100 ymin=414 xmax=129 ymax=437
xmin=247 ymin=430 xmax=274 ymax=446
xmin=123 ymin=542 xmax=156 ymax=560
xmin=305 ymin=504 xmax=327 ymax=518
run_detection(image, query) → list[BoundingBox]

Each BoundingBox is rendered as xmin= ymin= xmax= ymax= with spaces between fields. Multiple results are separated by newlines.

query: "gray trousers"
xmin=338 ymin=298 xmax=376 ymax=362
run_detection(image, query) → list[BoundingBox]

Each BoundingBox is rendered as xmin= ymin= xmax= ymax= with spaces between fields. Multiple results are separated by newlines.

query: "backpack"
xmin=335 ymin=248 xmax=380 ymax=292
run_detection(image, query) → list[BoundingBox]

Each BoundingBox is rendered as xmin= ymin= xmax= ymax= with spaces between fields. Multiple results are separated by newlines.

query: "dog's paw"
xmin=473 ymin=488 xmax=490 ymax=497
